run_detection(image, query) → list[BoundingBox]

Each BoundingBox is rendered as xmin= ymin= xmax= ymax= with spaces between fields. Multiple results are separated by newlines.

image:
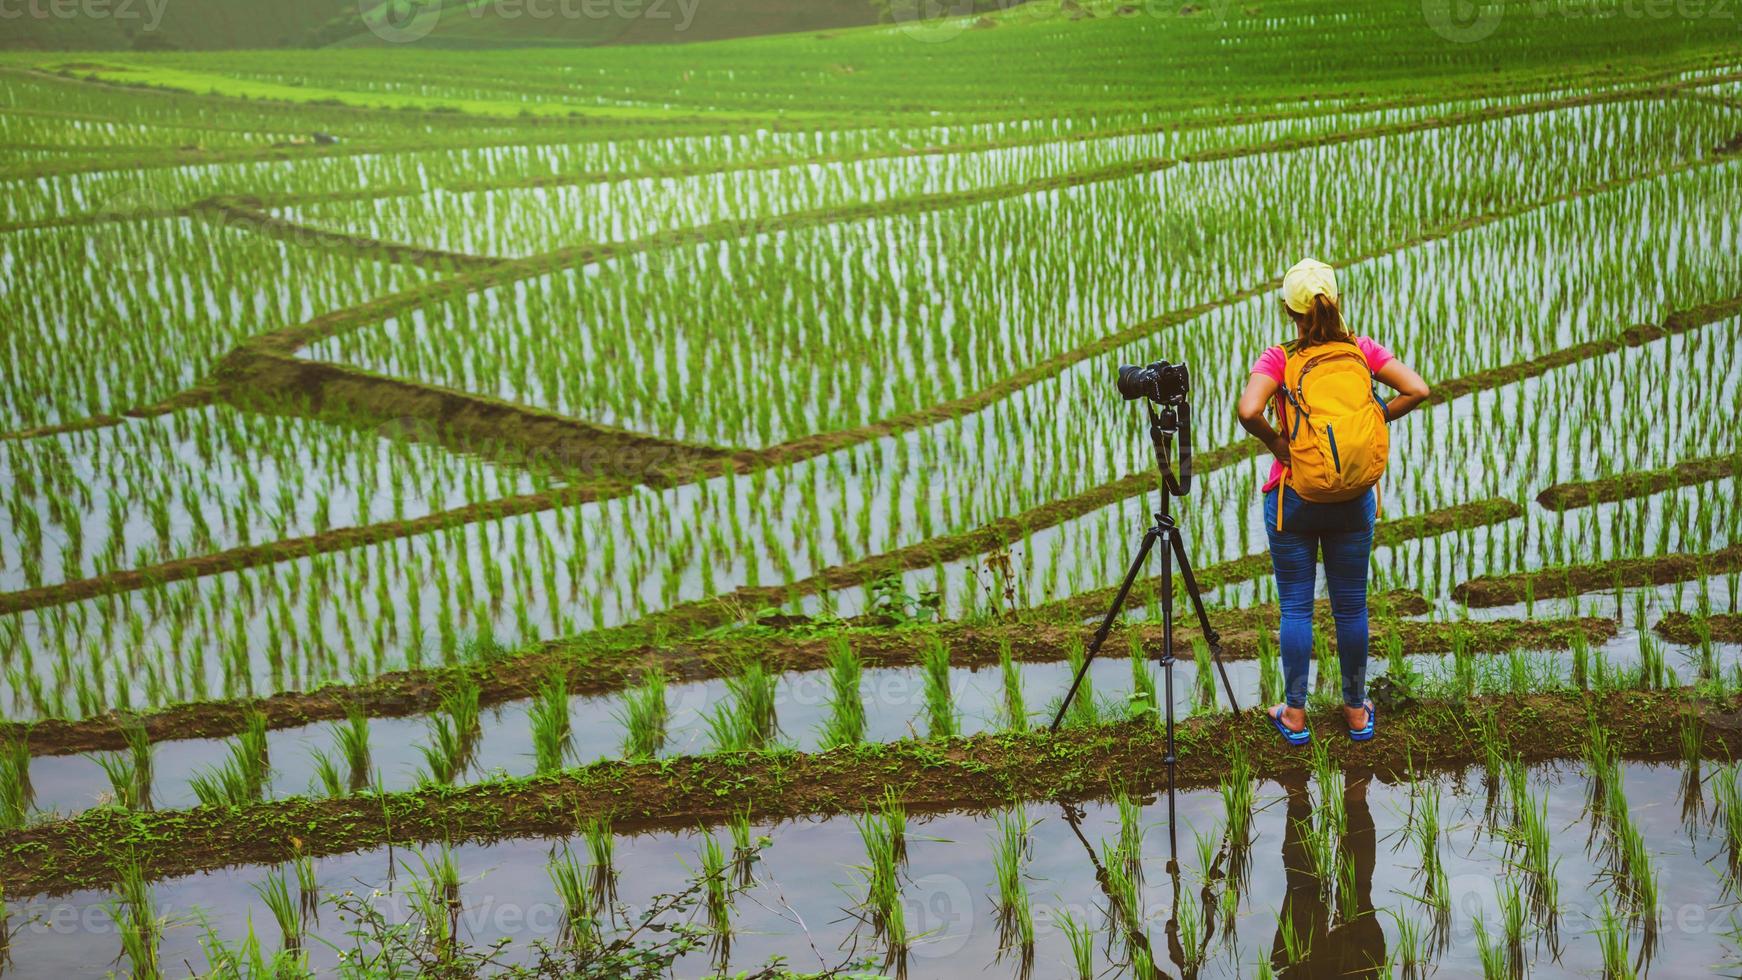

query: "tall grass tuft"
xmin=529 ymin=669 xmax=571 ymax=774
xmin=821 ymin=637 xmax=865 ymax=749
xmin=921 ymin=636 xmax=957 ymax=739
xmin=618 ymin=667 xmax=668 ymax=759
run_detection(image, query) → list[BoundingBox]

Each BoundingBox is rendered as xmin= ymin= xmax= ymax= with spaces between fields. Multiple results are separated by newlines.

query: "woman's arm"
xmin=1374 ymin=359 xmax=1430 ymax=421
xmin=1236 ymin=373 xmax=1290 ymax=462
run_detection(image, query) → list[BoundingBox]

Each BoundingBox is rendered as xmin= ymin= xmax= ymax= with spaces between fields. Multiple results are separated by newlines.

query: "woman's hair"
xmin=1288 ymin=293 xmax=1352 ymax=347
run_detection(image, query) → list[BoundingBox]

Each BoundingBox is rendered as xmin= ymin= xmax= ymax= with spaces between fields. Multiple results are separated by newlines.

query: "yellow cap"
xmin=1282 ymin=258 xmax=1338 ymax=314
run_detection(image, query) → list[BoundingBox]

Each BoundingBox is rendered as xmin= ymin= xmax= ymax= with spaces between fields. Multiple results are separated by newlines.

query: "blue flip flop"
xmin=1268 ymin=705 xmax=1311 ymax=747
xmin=1348 ymin=700 xmax=1376 ymax=742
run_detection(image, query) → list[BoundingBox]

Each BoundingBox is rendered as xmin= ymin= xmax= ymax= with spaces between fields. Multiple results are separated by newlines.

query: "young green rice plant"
xmin=292 ymin=851 xmax=317 ymax=924
xmin=583 ymin=818 xmax=616 ymax=904
xmin=1392 ymin=911 xmax=1424 ymax=977
xmin=1056 ymin=907 xmax=1095 ymax=980
xmin=252 ymin=864 xmax=301 ymax=954
xmin=440 ymin=674 xmax=483 ymax=743
xmin=821 ymin=636 xmax=865 ymax=748
xmin=1277 ymin=900 xmax=1311 ymax=967
xmin=309 ymin=748 xmax=344 ymax=798
xmin=880 ymin=787 xmax=908 ymax=864
xmin=698 ymin=830 xmax=732 ymax=942
xmin=92 ymin=750 xmax=146 ymax=811
xmin=1256 ymin=631 xmax=1281 ymax=707
xmin=727 ymin=809 xmax=757 ymax=888
xmin=123 ymin=723 xmax=153 ymax=808
xmin=529 ymin=669 xmax=571 ymax=774
xmin=1499 ymin=880 xmax=1527 ymax=966
xmin=110 ymin=856 xmax=160 ymax=980
xmin=1716 ymin=764 xmax=1742 ymax=884
xmin=408 ymin=846 xmax=463 ymax=966
xmin=1000 ymin=635 xmax=1028 ymax=731
xmin=1099 ymin=839 xmax=1143 ymax=934
xmin=1570 ymin=629 xmax=1591 ymax=690
xmin=0 ymin=740 xmax=28 ymax=829
xmin=417 ymin=714 xmax=470 ymax=786
xmin=1191 ymin=637 xmax=1215 ymax=710
xmin=189 ymin=713 xmax=270 ymax=806
xmin=1680 ymin=713 xmax=1705 ymax=770
xmin=1127 ymin=631 xmax=1158 ymax=726
xmin=547 ymin=845 xmax=599 ymax=952
xmin=921 ymin=636 xmax=958 ymax=739
xmin=990 ymin=805 xmax=1035 ymax=954
xmin=1175 ymin=884 xmax=1206 ymax=972
xmin=855 ymin=810 xmax=906 ymax=957
xmin=333 ymin=704 xmax=371 ymax=792
xmin=618 ymin=667 xmax=668 ymax=759
xmin=709 ymin=660 xmax=779 ymax=751
xmin=1115 ymin=788 xmax=1144 ymax=884
xmin=1473 ymin=918 xmax=1507 ymax=980
xmin=1220 ymin=744 xmax=1255 ymax=860
xmin=1595 ymin=897 xmax=1635 ymax=979
xmin=1062 ymin=634 xmax=1097 ymax=728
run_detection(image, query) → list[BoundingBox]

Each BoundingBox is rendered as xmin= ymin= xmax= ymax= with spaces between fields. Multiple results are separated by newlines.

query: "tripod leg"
xmin=1169 ymin=529 xmax=1244 ymax=715
xmin=1160 ymin=522 xmax=1179 ymax=863
xmin=1048 ymin=526 xmax=1162 ymax=732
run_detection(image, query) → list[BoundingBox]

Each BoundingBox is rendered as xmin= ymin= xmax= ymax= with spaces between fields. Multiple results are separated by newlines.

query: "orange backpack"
xmin=1274 ymin=339 xmax=1390 ymax=529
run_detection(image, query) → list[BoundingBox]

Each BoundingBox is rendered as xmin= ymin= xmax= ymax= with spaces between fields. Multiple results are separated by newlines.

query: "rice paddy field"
xmin=3 ymin=0 xmax=1742 ymax=976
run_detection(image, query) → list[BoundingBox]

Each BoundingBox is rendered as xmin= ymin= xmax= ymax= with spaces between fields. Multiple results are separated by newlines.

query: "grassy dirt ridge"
xmin=2 ymin=603 xmax=1617 ymax=757
xmin=1536 ymin=451 xmax=1742 ymax=511
xmin=0 ymin=483 xmax=618 ymax=617
xmin=2 ymin=689 xmax=1728 ymax=897
xmin=1656 ymin=612 xmax=1742 ymax=645
xmin=190 ymin=197 xmax=506 ymax=272
xmin=1036 ymin=498 xmax=1525 ymax=620
xmin=1453 ymin=543 xmax=1742 ymax=608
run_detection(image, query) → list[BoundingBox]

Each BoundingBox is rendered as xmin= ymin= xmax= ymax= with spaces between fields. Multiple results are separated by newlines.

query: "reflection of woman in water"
xmin=1270 ymin=770 xmax=1387 ymax=978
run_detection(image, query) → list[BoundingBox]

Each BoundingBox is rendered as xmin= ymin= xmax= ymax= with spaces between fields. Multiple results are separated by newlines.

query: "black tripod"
xmin=1050 ymin=396 xmax=1243 ymax=858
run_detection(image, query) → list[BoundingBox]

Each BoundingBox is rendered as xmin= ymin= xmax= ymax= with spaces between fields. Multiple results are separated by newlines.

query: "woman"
xmin=1235 ymin=259 xmax=1429 ymax=745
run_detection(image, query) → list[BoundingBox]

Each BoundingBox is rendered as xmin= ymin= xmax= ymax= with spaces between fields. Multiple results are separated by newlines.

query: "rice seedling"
xmin=1277 ymin=901 xmax=1311 ymax=967
xmin=990 ymin=805 xmax=1035 ymax=955
xmin=821 ymin=636 xmax=865 ymax=748
xmin=109 ymin=857 xmax=160 ymax=980
xmin=1061 ymin=634 xmax=1098 ymax=729
xmin=1595 ymin=897 xmax=1635 ymax=979
xmin=1056 ymin=907 xmax=1095 ymax=979
xmin=547 ymin=845 xmax=599 ymax=951
xmin=1000 ymin=635 xmax=1029 ymax=731
xmin=407 ymin=846 xmax=463 ymax=966
xmin=252 ymin=864 xmax=301 ymax=954
xmin=190 ymin=712 xmax=270 ymax=806
xmin=698 ymin=830 xmax=732 ymax=942
xmin=618 ymin=667 xmax=668 ymax=759
xmin=854 ymin=808 xmax=907 ymax=959
xmin=333 ymin=704 xmax=371 ymax=792
xmin=560 ymin=819 xmax=611 ymax=912
xmin=528 ymin=669 xmax=571 ymax=773
xmin=0 ymin=741 xmax=28 ymax=830
xmin=708 ymin=660 xmax=779 ymax=752
xmin=1717 ymin=764 xmax=1742 ymax=884
xmin=1191 ymin=636 xmax=1215 ymax=710
xmin=920 ymin=636 xmax=957 ymax=739
xmin=1256 ymin=631 xmax=1282 ymax=707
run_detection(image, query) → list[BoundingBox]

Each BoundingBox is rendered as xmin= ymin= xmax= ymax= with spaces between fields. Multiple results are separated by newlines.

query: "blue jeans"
xmin=1263 ymin=486 xmax=1376 ymax=710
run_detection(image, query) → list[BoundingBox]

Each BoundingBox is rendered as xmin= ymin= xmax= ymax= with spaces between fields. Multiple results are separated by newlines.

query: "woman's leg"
xmin=1321 ymin=504 xmax=1376 ymax=711
xmin=1264 ymin=489 xmax=1319 ymax=714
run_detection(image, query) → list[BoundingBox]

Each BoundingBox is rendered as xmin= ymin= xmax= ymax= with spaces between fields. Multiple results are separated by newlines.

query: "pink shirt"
xmin=1251 ymin=337 xmax=1393 ymax=493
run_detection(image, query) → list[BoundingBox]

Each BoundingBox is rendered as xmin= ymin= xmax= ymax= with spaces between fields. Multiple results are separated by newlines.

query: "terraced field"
xmin=3 ymin=1 xmax=1742 ymax=976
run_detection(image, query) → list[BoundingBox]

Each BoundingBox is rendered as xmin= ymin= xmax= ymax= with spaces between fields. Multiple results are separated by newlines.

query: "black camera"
xmin=1116 ymin=360 xmax=1190 ymax=405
